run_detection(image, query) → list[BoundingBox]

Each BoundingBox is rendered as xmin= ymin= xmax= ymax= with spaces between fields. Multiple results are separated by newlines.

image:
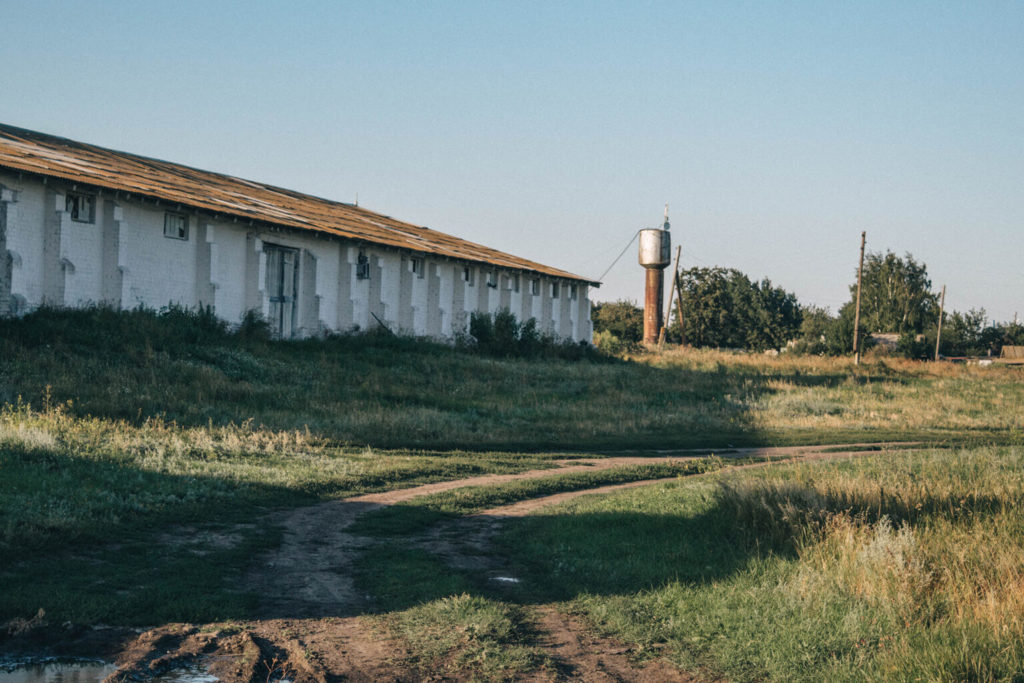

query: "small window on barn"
xmin=356 ymin=250 xmax=370 ymax=279
xmin=551 ymin=282 xmax=560 ymax=299
xmin=530 ymin=279 xmax=541 ymax=296
xmin=410 ymin=257 xmax=424 ymax=278
xmin=66 ymin=192 xmax=95 ymax=224
xmin=487 ymin=271 xmax=498 ymax=288
xmin=570 ymin=284 xmax=578 ymax=300
xmin=506 ymin=274 xmax=520 ymax=292
xmin=463 ymin=266 xmax=474 ymax=285
xmin=163 ymin=212 xmax=189 ymax=240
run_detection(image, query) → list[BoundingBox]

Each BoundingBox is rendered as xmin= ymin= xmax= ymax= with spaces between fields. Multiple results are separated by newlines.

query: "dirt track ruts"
xmin=248 ymin=442 xmax=917 ymax=619
xmin=111 ymin=442 xmax=918 ymax=682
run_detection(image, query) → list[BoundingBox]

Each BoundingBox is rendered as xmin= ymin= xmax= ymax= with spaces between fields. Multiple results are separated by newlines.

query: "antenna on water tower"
xmin=638 ymin=206 xmax=672 ymax=345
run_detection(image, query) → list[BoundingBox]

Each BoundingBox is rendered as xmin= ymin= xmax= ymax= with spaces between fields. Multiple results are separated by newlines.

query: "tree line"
xmin=592 ymin=250 xmax=1024 ymax=358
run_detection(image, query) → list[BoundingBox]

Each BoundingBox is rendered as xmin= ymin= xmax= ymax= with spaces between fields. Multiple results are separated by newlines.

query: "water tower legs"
xmin=644 ymin=267 xmax=664 ymax=345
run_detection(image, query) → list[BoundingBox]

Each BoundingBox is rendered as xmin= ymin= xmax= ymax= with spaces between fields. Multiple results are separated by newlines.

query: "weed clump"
xmin=461 ymin=309 xmax=606 ymax=361
xmin=0 ymin=303 xmax=231 ymax=356
xmin=382 ymin=594 xmax=541 ymax=679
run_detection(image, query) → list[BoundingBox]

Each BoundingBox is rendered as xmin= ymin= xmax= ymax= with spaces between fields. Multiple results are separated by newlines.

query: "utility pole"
xmin=658 ymin=245 xmax=683 ymax=348
xmin=853 ymin=231 xmax=866 ymax=366
xmin=675 ymin=274 xmax=686 ymax=347
xmin=934 ymin=284 xmax=946 ymax=361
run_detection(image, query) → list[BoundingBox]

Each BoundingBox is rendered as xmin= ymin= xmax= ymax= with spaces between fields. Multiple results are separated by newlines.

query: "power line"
xmin=594 ymin=230 xmax=641 ymax=282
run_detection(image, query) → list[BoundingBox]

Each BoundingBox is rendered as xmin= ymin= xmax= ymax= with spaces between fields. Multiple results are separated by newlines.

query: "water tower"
xmin=638 ymin=206 xmax=671 ymax=345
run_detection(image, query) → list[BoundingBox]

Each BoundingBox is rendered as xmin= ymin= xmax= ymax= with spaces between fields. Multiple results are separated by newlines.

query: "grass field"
xmin=498 ymin=446 xmax=1024 ymax=681
xmin=2 ymin=307 xmax=1021 ymax=452
xmin=1 ymin=308 xmax=1022 ymax=680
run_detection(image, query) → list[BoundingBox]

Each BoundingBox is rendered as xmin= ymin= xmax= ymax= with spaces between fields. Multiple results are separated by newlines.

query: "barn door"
xmin=265 ymin=245 xmax=299 ymax=339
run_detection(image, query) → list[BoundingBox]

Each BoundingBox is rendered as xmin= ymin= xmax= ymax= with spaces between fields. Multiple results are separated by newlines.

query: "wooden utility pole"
xmin=853 ymin=231 xmax=866 ymax=365
xmin=658 ymin=245 xmax=683 ymax=347
xmin=934 ymin=284 xmax=946 ymax=361
xmin=675 ymin=274 xmax=686 ymax=347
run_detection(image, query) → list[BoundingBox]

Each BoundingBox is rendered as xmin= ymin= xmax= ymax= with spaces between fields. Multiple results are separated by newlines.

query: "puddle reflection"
xmin=0 ymin=660 xmax=218 ymax=683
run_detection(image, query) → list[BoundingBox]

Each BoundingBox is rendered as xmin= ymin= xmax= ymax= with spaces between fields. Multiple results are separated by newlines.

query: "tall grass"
xmin=503 ymin=447 xmax=1024 ymax=681
xmin=2 ymin=307 xmax=1022 ymax=451
xmin=716 ymin=448 xmax=1024 ymax=678
xmin=0 ymin=401 xmax=556 ymax=554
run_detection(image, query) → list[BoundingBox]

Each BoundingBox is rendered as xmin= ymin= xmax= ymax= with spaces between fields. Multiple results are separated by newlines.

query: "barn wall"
xmin=118 ymin=201 xmax=198 ymax=309
xmin=0 ymin=171 xmax=594 ymax=342
xmin=3 ymin=179 xmax=47 ymax=311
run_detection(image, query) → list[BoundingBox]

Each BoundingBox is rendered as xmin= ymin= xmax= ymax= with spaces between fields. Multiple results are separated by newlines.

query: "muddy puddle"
xmin=0 ymin=658 xmax=218 ymax=683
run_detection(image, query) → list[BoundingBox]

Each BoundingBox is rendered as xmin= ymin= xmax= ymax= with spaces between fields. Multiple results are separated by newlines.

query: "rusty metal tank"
xmin=638 ymin=228 xmax=671 ymax=268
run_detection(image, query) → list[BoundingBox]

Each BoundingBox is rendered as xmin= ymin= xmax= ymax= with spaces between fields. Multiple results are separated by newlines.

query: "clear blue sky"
xmin=2 ymin=1 xmax=1021 ymax=322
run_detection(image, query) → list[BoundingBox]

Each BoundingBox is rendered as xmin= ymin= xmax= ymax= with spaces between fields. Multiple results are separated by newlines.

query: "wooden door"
xmin=265 ymin=245 xmax=299 ymax=338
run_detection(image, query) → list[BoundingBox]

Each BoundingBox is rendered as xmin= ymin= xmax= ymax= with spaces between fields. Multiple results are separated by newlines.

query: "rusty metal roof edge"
xmin=0 ymin=124 xmax=601 ymax=286
xmin=0 ymin=159 xmax=599 ymax=285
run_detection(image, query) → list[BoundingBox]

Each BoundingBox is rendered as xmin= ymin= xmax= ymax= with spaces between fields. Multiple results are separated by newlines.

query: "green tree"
xmin=854 ymin=251 xmax=938 ymax=334
xmin=791 ymin=305 xmax=834 ymax=355
xmin=897 ymin=330 xmax=930 ymax=360
xmin=591 ymin=300 xmax=644 ymax=343
xmin=671 ymin=267 xmax=741 ymax=348
xmin=939 ymin=308 xmax=987 ymax=357
xmin=981 ymin=320 xmax=1024 ymax=357
xmin=670 ymin=267 xmax=802 ymax=351
xmin=749 ymin=277 xmax=802 ymax=350
xmin=826 ymin=303 xmax=870 ymax=356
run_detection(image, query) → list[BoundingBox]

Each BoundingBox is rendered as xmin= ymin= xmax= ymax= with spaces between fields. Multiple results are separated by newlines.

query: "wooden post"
xmin=853 ymin=231 xmax=866 ymax=366
xmin=657 ymin=245 xmax=683 ymax=347
xmin=934 ymin=284 xmax=946 ymax=361
xmin=675 ymin=272 xmax=686 ymax=346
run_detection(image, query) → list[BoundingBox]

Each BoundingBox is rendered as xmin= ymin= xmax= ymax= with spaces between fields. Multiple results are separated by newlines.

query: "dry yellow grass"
xmin=718 ymin=445 xmax=1024 ymax=676
xmin=637 ymin=347 xmax=1024 ymax=436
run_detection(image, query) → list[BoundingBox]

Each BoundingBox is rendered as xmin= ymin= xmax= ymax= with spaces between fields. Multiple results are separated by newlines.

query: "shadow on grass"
xmin=4 ymin=441 xmax=1013 ymax=627
xmin=355 ymin=503 xmax=775 ymax=615
xmin=0 ymin=307 xmax=929 ymax=452
xmin=4 ymin=337 xmax=938 ymax=451
xmin=4 ymin=306 xmax=1010 ymax=454
xmin=0 ymin=443 xmax=309 ymax=626
xmin=0 ymin=342 xmax=765 ymax=451
xmin=352 ymin=469 xmax=1022 ymax=616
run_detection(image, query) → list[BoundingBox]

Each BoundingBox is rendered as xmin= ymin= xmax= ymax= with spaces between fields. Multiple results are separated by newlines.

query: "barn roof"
xmin=0 ymin=123 xmax=597 ymax=284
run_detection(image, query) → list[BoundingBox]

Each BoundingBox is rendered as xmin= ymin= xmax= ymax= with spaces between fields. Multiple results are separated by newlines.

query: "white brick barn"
xmin=0 ymin=124 xmax=597 ymax=341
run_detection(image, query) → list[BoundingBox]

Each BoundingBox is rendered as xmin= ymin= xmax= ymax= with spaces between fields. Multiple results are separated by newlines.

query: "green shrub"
xmin=593 ymin=329 xmax=632 ymax=355
xmin=897 ymin=332 xmax=929 ymax=360
xmin=236 ymin=308 xmax=271 ymax=341
xmin=591 ymin=300 xmax=644 ymax=343
xmin=463 ymin=309 xmax=604 ymax=361
xmin=0 ymin=303 xmax=232 ymax=354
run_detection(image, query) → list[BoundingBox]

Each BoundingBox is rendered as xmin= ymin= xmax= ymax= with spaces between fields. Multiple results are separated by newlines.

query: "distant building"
xmin=868 ymin=333 xmax=901 ymax=352
xmin=0 ymin=124 xmax=597 ymax=341
xmin=1000 ymin=345 xmax=1024 ymax=364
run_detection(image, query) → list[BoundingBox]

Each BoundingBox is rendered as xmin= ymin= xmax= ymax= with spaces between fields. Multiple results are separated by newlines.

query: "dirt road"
xmin=9 ymin=443 xmax=911 ymax=681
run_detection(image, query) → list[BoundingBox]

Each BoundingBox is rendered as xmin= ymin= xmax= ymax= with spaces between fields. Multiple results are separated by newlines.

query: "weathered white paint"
xmin=0 ymin=171 xmax=595 ymax=342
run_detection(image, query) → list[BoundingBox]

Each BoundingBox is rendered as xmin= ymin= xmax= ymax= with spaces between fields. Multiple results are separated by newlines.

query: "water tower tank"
xmin=638 ymin=228 xmax=671 ymax=268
